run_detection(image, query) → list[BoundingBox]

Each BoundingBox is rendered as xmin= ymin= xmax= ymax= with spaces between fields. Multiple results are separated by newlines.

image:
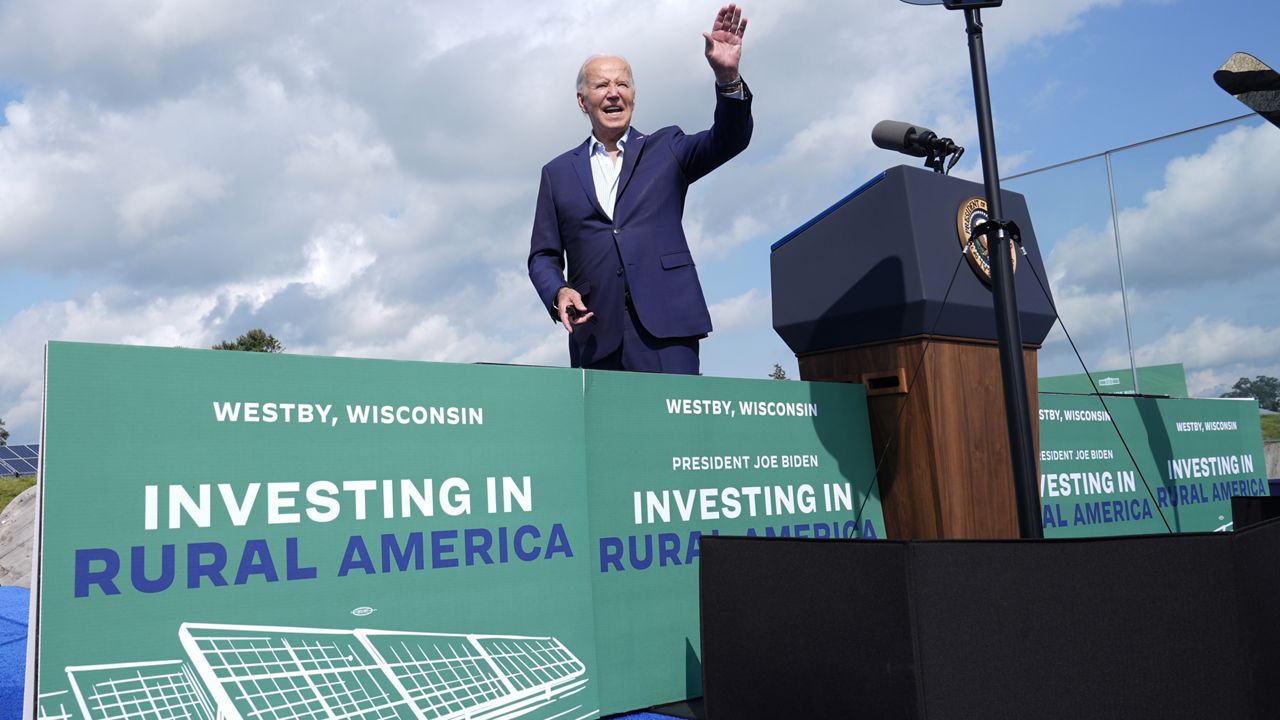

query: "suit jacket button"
xmin=613 ymin=228 xmax=620 ymax=235
xmin=616 ymin=266 xmax=624 ymax=276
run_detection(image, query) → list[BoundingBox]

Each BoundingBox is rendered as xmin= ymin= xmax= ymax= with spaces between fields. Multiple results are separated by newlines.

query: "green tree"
xmin=769 ymin=363 xmax=789 ymax=381
xmin=213 ymin=329 xmax=284 ymax=353
xmin=1220 ymin=375 xmax=1280 ymax=412
xmin=0 ymin=417 xmax=8 ymax=446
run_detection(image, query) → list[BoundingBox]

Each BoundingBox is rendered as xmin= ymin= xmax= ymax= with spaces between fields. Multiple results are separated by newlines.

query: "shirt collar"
xmin=590 ymin=128 xmax=631 ymax=156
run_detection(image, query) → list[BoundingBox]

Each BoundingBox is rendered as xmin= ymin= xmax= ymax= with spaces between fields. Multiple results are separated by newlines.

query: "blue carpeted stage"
xmin=1 ymin=586 xmax=30 ymax=719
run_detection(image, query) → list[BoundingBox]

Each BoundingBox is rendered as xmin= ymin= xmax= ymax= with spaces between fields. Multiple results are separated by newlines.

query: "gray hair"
xmin=576 ymin=54 xmax=634 ymax=94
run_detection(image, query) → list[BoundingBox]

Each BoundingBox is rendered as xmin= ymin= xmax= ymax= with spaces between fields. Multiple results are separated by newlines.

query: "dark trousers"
xmin=582 ymin=297 xmax=700 ymax=375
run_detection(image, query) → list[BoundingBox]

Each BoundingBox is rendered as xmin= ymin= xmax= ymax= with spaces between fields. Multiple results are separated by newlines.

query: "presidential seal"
xmin=957 ymin=196 xmax=1015 ymax=284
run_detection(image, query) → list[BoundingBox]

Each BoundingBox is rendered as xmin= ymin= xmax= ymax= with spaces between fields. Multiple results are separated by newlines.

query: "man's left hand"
xmin=704 ymin=4 xmax=748 ymax=83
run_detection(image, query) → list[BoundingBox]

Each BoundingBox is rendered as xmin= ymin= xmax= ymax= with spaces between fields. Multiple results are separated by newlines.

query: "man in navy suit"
xmin=527 ymin=4 xmax=752 ymax=374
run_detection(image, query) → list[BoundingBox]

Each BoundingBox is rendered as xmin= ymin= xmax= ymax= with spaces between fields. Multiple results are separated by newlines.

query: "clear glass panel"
xmin=1004 ymin=156 xmax=1133 ymax=389
xmin=1107 ymin=116 xmax=1280 ymax=399
xmin=1004 ymin=115 xmax=1280 ymax=401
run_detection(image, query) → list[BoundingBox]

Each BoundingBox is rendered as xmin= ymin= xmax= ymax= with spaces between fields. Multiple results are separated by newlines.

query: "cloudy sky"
xmin=0 ymin=0 xmax=1276 ymax=442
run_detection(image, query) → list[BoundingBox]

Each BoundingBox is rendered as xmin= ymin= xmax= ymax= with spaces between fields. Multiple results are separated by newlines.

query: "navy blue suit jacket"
xmin=528 ymin=88 xmax=753 ymax=366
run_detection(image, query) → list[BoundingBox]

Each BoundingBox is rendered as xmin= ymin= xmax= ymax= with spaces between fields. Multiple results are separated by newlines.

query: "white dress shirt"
xmin=588 ymin=129 xmax=629 ymax=220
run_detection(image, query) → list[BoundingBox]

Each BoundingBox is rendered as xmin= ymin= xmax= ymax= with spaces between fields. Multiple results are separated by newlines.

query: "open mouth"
xmin=603 ymin=106 xmax=624 ymax=115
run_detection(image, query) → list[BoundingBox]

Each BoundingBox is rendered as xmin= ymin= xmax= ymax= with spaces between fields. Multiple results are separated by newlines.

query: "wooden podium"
xmin=771 ymin=166 xmax=1055 ymax=539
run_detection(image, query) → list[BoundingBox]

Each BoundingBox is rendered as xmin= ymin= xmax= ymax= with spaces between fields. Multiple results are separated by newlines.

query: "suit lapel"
xmin=570 ymin=139 xmax=608 ymax=220
xmin=616 ymin=128 xmax=646 ymax=210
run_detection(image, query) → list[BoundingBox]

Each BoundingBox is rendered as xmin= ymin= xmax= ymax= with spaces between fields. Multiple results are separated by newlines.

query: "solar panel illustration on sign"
xmin=40 ymin=623 xmax=594 ymax=720
xmin=37 ymin=691 xmax=79 ymax=720
xmin=65 ymin=660 xmax=215 ymax=720
xmin=365 ymin=630 xmax=588 ymax=720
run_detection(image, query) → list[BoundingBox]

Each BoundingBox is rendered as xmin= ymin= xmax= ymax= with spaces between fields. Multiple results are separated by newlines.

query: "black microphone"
xmin=872 ymin=120 xmax=958 ymax=158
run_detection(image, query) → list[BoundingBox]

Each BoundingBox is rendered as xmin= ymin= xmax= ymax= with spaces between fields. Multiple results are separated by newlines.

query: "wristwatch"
xmin=716 ymin=77 xmax=744 ymax=95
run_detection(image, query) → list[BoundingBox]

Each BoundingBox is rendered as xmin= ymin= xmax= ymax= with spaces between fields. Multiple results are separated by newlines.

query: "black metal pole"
xmin=964 ymin=8 xmax=1043 ymax=539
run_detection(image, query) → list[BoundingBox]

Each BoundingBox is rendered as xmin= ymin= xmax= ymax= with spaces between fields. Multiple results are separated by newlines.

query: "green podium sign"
xmin=583 ymin=372 xmax=880 ymax=710
xmin=1038 ymin=393 xmax=1268 ymax=537
xmin=31 ymin=342 xmax=882 ymax=719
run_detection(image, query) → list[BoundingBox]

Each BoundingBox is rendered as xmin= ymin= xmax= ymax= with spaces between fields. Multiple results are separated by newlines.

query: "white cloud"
xmin=510 ymin=331 xmax=569 ymax=369
xmin=1100 ymin=317 xmax=1280 ymax=374
xmin=686 ymin=212 xmax=767 ymax=259
xmin=301 ymin=226 xmax=376 ymax=296
xmin=1047 ymin=123 xmax=1280 ymax=293
xmin=710 ymin=288 xmax=770 ymax=333
xmin=118 ymin=165 xmax=228 ymax=240
xmin=1038 ymin=285 xmax=1127 ymax=346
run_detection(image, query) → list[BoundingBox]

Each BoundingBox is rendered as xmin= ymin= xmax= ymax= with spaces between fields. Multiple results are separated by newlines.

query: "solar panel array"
xmin=362 ymin=630 xmax=587 ymax=720
xmin=361 ymin=632 xmax=511 ymax=717
xmin=0 ymin=443 xmax=38 ymax=476
xmin=65 ymin=661 xmax=215 ymax=720
xmin=473 ymin=636 xmax=584 ymax=695
xmin=178 ymin=623 xmax=589 ymax=720
xmin=179 ymin=625 xmax=417 ymax=720
xmin=37 ymin=691 xmax=79 ymax=720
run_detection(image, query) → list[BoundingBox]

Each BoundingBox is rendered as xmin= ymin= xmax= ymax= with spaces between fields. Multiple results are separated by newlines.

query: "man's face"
xmin=577 ymin=57 xmax=634 ymax=140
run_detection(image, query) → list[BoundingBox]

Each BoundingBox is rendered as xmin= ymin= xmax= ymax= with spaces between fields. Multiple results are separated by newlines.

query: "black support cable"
xmin=1015 ymin=246 xmax=1174 ymax=534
